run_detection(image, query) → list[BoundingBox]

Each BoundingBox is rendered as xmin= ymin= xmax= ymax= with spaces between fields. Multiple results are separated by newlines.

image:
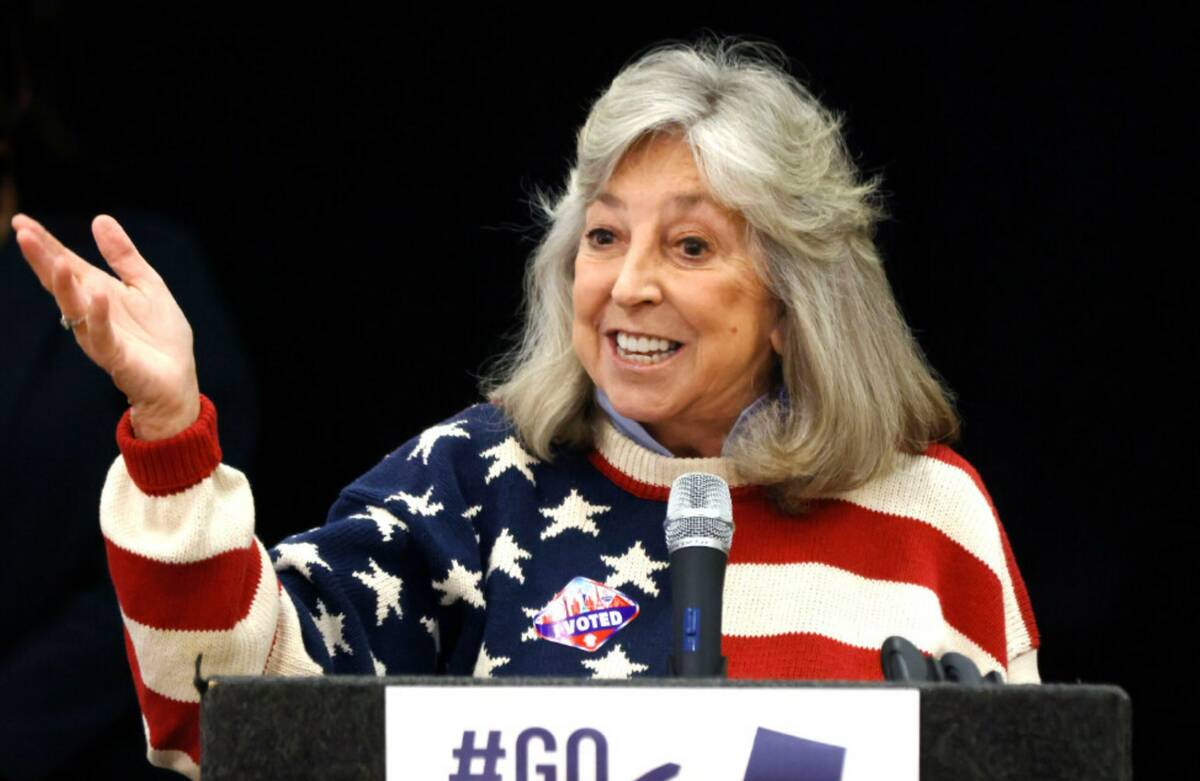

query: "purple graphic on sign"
xmin=742 ymin=727 xmax=846 ymax=781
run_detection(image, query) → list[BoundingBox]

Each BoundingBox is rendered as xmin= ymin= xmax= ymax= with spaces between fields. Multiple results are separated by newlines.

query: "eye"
xmin=678 ymin=236 xmax=711 ymax=258
xmin=585 ymin=228 xmax=617 ymax=247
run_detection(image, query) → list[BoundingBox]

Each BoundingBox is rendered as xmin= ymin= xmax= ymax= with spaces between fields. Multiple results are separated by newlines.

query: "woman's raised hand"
xmin=12 ymin=214 xmax=201 ymax=440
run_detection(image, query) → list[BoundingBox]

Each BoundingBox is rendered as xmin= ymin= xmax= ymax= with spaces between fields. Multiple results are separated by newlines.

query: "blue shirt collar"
xmin=593 ymin=386 xmax=780 ymax=458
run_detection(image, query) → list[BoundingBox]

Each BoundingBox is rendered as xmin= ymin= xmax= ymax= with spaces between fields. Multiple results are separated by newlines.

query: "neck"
xmin=594 ymin=386 xmax=777 ymax=459
xmin=643 ymin=419 xmax=728 ymax=458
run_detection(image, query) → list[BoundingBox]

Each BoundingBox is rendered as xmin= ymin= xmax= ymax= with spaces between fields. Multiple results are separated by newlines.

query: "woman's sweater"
xmin=101 ymin=396 xmax=1039 ymax=779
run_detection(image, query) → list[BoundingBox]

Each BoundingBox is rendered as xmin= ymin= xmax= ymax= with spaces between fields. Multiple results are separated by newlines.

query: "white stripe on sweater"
xmin=101 ymin=459 xmax=256 ymax=563
xmin=1007 ymin=648 xmax=1041 ymax=683
xmin=836 ymin=453 xmax=1034 ymax=661
xmin=266 ymin=581 xmax=325 ymax=676
xmin=145 ymin=746 xmax=199 ymax=781
xmin=121 ymin=540 xmax=279 ymax=703
xmin=724 ymin=562 xmax=1005 ymax=676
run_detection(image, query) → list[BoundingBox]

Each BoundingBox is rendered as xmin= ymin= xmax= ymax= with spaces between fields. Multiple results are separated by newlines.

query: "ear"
xmin=769 ymin=310 xmax=785 ymax=355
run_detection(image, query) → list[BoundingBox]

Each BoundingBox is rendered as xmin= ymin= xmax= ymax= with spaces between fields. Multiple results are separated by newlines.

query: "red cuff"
xmin=116 ymin=394 xmax=222 ymax=496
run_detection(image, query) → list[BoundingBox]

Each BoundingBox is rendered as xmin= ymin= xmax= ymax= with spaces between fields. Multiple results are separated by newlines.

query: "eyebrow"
xmin=594 ymin=191 xmax=718 ymax=212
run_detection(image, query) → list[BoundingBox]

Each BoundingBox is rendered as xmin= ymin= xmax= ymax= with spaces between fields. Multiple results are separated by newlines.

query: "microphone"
xmin=664 ymin=472 xmax=734 ymax=677
xmin=880 ymin=636 xmax=1004 ymax=684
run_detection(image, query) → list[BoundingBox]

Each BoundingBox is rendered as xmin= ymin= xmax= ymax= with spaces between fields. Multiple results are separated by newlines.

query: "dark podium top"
xmin=201 ymin=677 xmax=1130 ymax=780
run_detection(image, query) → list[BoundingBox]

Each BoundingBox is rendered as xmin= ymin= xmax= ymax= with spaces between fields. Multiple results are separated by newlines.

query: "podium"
xmin=200 ymin=677 xmax=1130 ymax=780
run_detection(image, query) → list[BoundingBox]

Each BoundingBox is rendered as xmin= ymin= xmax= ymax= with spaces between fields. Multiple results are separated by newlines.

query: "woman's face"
xmin=571 ymin=133 xmax=783 ymax=457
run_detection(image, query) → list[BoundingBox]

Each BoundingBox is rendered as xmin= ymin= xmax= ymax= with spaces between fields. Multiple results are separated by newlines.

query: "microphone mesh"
xmin=664 ymin=472 xmax=734 ymax=554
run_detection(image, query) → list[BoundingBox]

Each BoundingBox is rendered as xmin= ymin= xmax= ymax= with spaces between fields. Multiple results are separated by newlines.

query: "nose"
xmin=610 ymin=237 xmax=663 ymax=308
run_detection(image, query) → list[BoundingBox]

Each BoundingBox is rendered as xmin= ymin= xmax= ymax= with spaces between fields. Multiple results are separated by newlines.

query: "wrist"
xmin=131 ymin=393 xmax=201 ymax=441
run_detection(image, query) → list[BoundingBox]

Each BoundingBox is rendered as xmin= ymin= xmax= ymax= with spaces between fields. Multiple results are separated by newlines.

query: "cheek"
xmin=691 ymin=280 xmax=776 ymax=362
xmin=571 ymin=260 xmax=609 ymax=325
xmin=571 ymin=262 xmax=603 ymax=366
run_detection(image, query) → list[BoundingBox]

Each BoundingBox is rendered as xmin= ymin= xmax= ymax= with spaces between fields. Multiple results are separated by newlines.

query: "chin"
xmin=603 ymin=388 xmax=670 ymax=425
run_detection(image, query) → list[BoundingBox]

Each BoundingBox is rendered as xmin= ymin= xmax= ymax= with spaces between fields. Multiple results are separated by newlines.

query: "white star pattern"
xmin=487 ymin=528 xmax=532 ymax=583
xmin=385 ymin=486 xmax=444 ymax=517
xmin=462 ymin=505 xmax=482 ymax=520
xmin=580 ymin=644 xmax=649 ymax=679
xmin=431 ymin=559 xmax=486 ymax=609
xmin=420 ymin=615 xmax=441 ymax=655
xmin=408 ymin=420 xmax=471 ymax=464
xmin=519 ymin=606 xmax=541 ymax=643
xmin=539 ymin=489 xmax=611 ymax=540
xmin=311 ymin=600 xmax=352 ymax=658
xmin=351 ymin=558 xmax=404 ymax=626
xmin=480 ymin=437 xmax=539 ymax=485
xmin=601 ymin=540 xmax=669 ymax=596
xmin=371 ymin=652 xmax=387 ymax=676
xmin=348 ymin=505 xmax=409 ymax=542
xmin=273 ymin=542 xmax=332 ymax=580
xmin=473 ymin=643 xmax=511 ymax=678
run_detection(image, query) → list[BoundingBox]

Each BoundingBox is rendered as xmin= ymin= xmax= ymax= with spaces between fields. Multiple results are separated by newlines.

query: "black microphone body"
xmin=668 ymin=545 xmax=728 ymax=677
xmin=664 ymin=472 xmax=733 ymax=678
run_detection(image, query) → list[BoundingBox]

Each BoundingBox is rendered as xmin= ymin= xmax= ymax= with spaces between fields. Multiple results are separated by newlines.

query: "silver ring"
xmin=59 ymin=313 xmax=86 ymax=330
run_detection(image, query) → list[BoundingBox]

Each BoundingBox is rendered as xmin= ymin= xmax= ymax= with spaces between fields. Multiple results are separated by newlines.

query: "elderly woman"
xmin=13 ymin=38 xmax=1038 ymax=778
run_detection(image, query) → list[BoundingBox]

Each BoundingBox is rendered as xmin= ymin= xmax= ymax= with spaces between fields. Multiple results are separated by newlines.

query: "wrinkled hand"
xmin=12 ymin=213 xmax=201 ymax=440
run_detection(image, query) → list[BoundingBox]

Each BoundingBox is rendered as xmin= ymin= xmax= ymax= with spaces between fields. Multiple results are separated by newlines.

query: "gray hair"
xmin=482 ymin=35 xmax=959 ymax=511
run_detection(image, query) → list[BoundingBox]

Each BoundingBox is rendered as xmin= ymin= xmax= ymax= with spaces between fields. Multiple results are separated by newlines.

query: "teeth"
xmin=614 ymin=331 xmax=681 ymax=363
xmin=616 ymin=332 xmax=676 ymax=352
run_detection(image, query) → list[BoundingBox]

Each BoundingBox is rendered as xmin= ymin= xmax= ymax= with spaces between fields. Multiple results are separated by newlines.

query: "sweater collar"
xmin=591 ymin=413 xmax=751 ymax=490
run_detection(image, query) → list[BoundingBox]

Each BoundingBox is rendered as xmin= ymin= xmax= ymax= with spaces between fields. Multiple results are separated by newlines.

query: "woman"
xmin=13 ymin=38 xmax=1039 ymax=778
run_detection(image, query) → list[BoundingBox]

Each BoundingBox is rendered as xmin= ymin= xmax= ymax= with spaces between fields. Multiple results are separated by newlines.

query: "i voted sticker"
xmin=533 ymin=576 xmax=639 ymax=652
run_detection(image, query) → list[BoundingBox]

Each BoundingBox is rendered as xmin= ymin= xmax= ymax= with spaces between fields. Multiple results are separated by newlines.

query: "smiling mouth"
xmin=611 ymin=330 xmax=684 ymax=365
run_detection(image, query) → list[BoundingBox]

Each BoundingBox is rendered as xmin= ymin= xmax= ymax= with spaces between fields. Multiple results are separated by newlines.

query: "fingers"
xmin=51 ymin=255 xmax=119 ymax=373
xmin=52 ymin=257 xmax=91 ymax=325
xmin=92 ymin=215 xmax=158 ymax=287
xmin=87 ymin=287 xmax=118 ymax=359
xmin=12 ymin=218 xmax=58 ymax=291
xmin=12 ymin=213 xmax=93 ymax=290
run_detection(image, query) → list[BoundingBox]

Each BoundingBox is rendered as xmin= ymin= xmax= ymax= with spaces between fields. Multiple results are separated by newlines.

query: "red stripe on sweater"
xmin=728 ymin=496 xmax=1007 ymax=665
xmin=116 ymin=393 xmax=222 ymax=496
xmin=724 ymin=633 xmax=885 ymax=680
xmin=924 ymin=444 xmax=1040 ymax=653
xmin=123 ymin=626 xmax=201 ymax=766
xmin=586 ymin=450 xmax=761 ymax=501
xmin=105 ymin=537 xmax=263 ymax=631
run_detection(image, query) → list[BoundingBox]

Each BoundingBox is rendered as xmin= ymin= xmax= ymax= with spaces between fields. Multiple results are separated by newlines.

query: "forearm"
xmin=100 ymin=395 xmax=320 ymax=778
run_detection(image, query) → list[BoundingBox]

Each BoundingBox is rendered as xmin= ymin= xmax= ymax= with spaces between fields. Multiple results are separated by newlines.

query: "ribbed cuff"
xmin=116 ymin=394 xmax=222 ymax=496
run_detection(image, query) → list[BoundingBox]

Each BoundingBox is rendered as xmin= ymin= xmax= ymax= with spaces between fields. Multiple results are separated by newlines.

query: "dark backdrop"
xmin=5 ymin=5 xmax=1193 ymax=777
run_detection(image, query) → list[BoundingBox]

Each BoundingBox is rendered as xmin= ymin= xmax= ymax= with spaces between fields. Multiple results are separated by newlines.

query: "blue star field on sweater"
xmin=272 ymin=403 xmax=674 ymax=679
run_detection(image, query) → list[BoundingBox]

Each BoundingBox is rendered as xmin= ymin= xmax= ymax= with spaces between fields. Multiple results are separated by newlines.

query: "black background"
xmin=5 ymin=4 xmax=1194 ymax=777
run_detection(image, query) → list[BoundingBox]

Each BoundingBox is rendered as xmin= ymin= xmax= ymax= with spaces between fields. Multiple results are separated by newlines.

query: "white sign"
xmin=386 ymin=685 xmax=918 ymax=780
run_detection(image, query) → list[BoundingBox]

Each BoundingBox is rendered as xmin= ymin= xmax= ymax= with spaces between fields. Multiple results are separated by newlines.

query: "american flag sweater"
xmin=101 ymin=394 xmax=1040 ymax=779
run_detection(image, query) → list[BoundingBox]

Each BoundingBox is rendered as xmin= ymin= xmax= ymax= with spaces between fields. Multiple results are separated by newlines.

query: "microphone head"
xmin=664 ymin=472 xmax=734 ymax=555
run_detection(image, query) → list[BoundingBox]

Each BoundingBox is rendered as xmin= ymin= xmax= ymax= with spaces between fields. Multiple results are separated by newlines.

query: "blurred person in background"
xmin=0 ymin=6 xmax=258 ymax=778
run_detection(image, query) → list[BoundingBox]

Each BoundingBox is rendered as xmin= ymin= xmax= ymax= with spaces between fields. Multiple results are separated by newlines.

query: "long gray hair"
xmin=482 ymin=35 xmax=959 ymax=512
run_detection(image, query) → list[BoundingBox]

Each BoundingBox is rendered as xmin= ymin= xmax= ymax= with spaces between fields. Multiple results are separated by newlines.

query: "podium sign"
xmin=385 ymin=685 xmax=918 ymax=780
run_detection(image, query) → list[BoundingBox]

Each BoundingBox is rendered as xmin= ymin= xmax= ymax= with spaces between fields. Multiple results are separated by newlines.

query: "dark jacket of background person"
xmin=0 ymin=211 xmax=259 ymax=780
